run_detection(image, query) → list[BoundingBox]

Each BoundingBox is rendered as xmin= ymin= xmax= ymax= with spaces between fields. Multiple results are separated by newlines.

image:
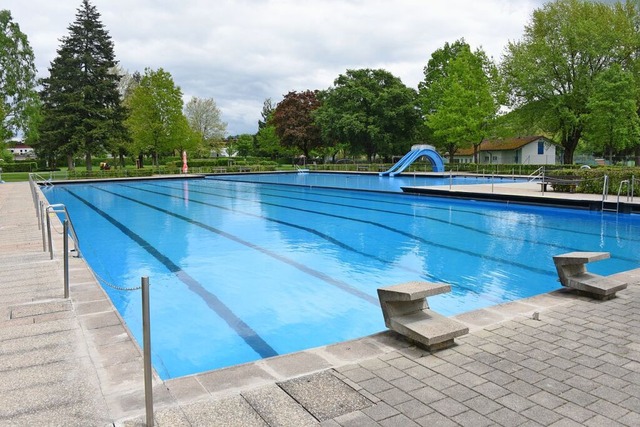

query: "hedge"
xmin=0 ymin=162 xmax=38 ymax=172
xmin=547 ymin=167 xmax=640 ymax=196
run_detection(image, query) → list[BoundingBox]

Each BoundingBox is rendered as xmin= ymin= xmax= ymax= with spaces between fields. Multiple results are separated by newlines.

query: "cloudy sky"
xmin=5 ymin=0 xmax=543 ymax=135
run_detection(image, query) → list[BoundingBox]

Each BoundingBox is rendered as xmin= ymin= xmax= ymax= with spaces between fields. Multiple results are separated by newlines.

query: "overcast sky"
xmin=4 ymin=0 xmax=543 ymax=135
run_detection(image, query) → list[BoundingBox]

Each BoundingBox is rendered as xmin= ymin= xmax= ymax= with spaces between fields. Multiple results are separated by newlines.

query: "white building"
xmin=453 ymin=136 xmax=558 ymax=165
xmin=8 ymin=143 xmax=35 ymax=159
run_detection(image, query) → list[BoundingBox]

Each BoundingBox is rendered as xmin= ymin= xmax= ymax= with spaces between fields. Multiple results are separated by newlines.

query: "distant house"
xmin=453 ymin=136 xmax=558 ymax=165
xmin=8 ymin=143 xmax=35 ymax=159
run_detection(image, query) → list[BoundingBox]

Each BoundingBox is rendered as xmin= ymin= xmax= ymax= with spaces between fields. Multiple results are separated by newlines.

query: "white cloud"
xmin=4 ymin=0 xmax=540 ymax=135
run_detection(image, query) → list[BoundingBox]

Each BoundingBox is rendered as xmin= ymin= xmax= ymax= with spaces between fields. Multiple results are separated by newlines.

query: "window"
xmin=538 ymin=140 xmax=544 ymax=155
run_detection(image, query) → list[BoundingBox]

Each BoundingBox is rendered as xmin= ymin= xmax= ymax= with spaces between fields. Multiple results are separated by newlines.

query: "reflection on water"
xmin=44 ymin=177 xmax=640 ymax=379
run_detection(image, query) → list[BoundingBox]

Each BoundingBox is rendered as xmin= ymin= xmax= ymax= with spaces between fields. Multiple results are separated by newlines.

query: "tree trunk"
xmin=562 ymin=128 xmax=581 ymax=164
xmin=66 ymin=154 xmax=74 ymax=171
xmin=635 ymin=145 xmax=640 ymax=166
xmin=85 ymin=153 xmax=92 ymax=171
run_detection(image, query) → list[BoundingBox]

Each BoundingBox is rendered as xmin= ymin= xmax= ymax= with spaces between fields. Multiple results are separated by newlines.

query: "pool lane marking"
xmin=88 ymin=186 xmax=379 ymax=305
xmin=126 ymin=183 xmax=431 ymax=278
xmin=157 ymin=181 xmax=555 ymax=277
xmin=211 ymin=178 xmax=640 ymax=245
xmin=128 ymin=182 xmax=514 ymax=305
xmin=200 ymin=180 xmax=640 ymax=263
xmin=63 ymin=188 xmax=279 ymax=359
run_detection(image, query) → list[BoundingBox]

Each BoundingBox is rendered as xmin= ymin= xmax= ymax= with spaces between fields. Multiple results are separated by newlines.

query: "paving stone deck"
xmin=1 ymin=180 xmax=639 ymax=426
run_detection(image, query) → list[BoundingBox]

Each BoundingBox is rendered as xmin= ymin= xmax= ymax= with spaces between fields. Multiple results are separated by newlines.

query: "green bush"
xmin=65 ymin=168 xmax=154 ymax=179
xmin=548 ymin=167 xmax=640 ymax=196
xmin=0 ymin=161 xmax=38 ymax=172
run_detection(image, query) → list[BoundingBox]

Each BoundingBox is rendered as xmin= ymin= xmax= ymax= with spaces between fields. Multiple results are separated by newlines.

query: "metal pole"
xmin=63 ymin=220 xmax=69 ymax=299
xmin=40 ymin=201 xmax=46 ymax=251
xmin=142 ymin=276 xmax=154 ymax=427
xmin=46 ymin=208 xmax=53 ymax=260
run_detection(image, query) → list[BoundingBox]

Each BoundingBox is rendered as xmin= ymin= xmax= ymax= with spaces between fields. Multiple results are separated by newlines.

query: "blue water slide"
xmin=379 ymin=145 xmax=445 ymax=176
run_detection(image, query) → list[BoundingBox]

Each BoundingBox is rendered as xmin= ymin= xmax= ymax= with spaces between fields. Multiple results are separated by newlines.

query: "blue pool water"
xmin=211 ymin=171 xmax=520 ymax=192
xmin=44 ymin=176 xmax=640 ymax=379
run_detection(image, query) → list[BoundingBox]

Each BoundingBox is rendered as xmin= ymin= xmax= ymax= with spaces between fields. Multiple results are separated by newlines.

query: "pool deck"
xmin=1 ymin=179 xmax=640 ymax=426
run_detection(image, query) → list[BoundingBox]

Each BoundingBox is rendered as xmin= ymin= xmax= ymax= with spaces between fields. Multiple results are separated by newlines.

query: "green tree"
xmin=258 ymin=98 xmax=275 ymax=130
xmin=501 ymin=0 xmax=638 ymax=164
xmin=272 ymin=90 xmax=323 ymax=159
xmin=234 ymin=134 xmax=254 ymax=157
xmin=583 ymin=64 xmax=640 ymax=162
xmin=0 ymin=10 xmax=40 ymax=143
xmin=422 ymin=43 xmax=498 ymax=162
xmin=38 ymin=0 xmax=126 ymax=170
xmin=184 ymin=96 xmax=227 ymax=156
xmin=314 ymin=69 xmax=420 ymax=162
xmin=126 ymin=68 xmax=195 ymax=166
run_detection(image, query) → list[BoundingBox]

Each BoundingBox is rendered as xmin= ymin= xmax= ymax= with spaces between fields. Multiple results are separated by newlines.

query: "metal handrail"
xmin=527 ymin=166 xmax=545 ymax=182
xmin=29 ymin=172 xmax=53 ymax=187
xmin=46 ymin=204 xmax=81 ymax=259
xmin=601 ymin=175 xmax=609 ymax=212
xmin=615 ymin=180 xmax=630 ymax=214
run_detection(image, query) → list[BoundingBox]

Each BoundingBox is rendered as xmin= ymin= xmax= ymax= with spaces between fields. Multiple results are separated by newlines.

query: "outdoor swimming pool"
xmin=44 ymin=176 xmax=640 ymax=379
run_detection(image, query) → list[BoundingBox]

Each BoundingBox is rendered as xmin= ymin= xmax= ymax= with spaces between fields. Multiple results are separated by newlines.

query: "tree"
xmin=258 ymin=98 xmax=275 ymax=130
xmin=501 ymin=0 xmax=638 ymax=164
xmin=0 ymin=10 xmax=40 ymax=143
xmin=234 ymin=134 xmax=254 ymax=157
xmin=38 ymin=0 xmax=126 ymax=170
xmin=582 ymin=64 xmax=640 ymax=162
xmin=184 ymin=97 xmax=227 ymax=156
xmin=314 ymin=69 xmax=420 ymax=162
xmin=126 ymin=68 xmax=195 ymax=166
xmin=272 ymin=90 xmax=323 ymax=159
xmin=421 ymin=43 xmax=498 ymax=162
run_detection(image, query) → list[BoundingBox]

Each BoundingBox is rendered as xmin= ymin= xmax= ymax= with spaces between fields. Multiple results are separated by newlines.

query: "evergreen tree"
xmin=39 ymin=0 xmax=126 ymax=170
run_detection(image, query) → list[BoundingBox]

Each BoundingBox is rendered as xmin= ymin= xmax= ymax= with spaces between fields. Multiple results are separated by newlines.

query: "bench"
xmin=377 ymin=282 xmax=469 ymax=351
xmin=357 ymin=166 xmax=369 ymax=171
xmin=553 ymin=252 xmax=628 ymax=300
xmin=212 ymin=167 xmax=227 ymax=173
xmin=238 ymin=167 xmax=252 ymax=172
xmin=539 ymin=176 xmax=581 ymax=193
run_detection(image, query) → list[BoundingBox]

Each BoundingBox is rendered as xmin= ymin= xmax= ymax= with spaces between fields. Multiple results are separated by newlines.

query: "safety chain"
xmin=95 ymin=271 xmax=144 ymax=292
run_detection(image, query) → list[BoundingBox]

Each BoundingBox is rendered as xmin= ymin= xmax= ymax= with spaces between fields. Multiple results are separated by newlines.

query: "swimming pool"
xmin=44 ymin=177 xmax=640 ymax=379
xmin=211 ymin=171 xmax=520 ymax=192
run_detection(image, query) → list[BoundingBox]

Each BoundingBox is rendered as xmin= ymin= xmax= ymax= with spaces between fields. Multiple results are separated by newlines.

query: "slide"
xmin=379 ymin=145 xmax=445 ymax=176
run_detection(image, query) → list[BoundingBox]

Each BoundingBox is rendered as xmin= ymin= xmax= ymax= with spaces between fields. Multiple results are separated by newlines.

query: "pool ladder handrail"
xmin=527 ymin=166 xmax=545 ymax=182
xmin=45 ymin=203 xmax=82 ymax=259
xmin=601 ymin=176 xmax=633 ymax=214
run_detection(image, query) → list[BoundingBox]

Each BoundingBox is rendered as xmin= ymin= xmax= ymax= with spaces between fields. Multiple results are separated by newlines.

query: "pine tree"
xmin=39 ymin=0 xmax=126 ymax=170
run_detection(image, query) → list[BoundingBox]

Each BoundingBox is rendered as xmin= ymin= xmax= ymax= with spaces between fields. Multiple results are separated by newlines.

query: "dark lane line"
xmin=63 ymin=187 xmax=279 ymax=359
xmin=195 ymin=180 xmax=640 ymax=262
xmin=89 ymin=186 xmax=379 ymax=305
xmin=151 ymin=181 xmax=556 ymax=277
xmin=124 ymin=183 xmax=422 ymax=275
xmin=210 ymin=178 xmax=640 ymax=245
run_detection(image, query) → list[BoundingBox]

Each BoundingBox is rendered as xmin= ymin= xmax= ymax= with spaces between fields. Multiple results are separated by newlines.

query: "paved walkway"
xmin=1 ymin=180 xmax=639 ymax=426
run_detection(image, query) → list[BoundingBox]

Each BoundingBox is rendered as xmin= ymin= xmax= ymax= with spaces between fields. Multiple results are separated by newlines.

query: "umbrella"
xmin=182 ymin=150 xmax=188 ymax=174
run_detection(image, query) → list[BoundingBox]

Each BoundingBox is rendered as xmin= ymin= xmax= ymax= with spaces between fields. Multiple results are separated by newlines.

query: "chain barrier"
xmin=94 ymin=270 xmax=143 ymax=291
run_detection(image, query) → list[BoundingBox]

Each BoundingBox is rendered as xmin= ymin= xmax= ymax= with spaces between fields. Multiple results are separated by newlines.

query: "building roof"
xmin=455 ymin=136 xmax=553 ymax=156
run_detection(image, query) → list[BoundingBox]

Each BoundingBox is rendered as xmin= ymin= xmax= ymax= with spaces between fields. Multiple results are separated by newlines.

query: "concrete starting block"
xmin=377 ymin=281 xmax=468 ymax=351
xmin=553 ymin=252 xmax=628 ymax=300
